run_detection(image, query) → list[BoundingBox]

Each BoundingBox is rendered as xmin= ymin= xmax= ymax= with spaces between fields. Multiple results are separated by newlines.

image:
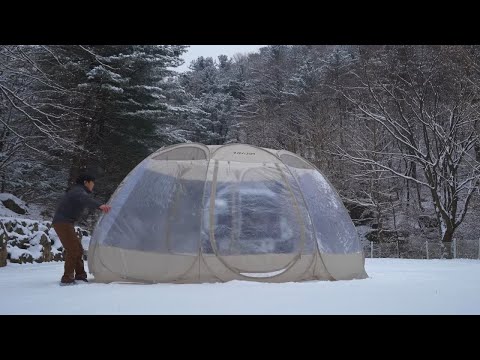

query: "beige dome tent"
xmin=88 ymin=143 xmax=368 ymax=283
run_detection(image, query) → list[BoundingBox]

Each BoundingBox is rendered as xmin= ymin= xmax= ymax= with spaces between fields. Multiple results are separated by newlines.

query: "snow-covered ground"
xmin=1 ymin=258 xmax=479 ymax=314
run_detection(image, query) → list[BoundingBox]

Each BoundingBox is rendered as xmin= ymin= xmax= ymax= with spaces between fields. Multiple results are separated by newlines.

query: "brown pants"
xmin=53 ymin=222 xmax=87 ymax=282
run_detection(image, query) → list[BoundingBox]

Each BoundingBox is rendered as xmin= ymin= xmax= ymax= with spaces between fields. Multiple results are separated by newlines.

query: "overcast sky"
xmin=176 ymin=45 xmax=266 ymax=72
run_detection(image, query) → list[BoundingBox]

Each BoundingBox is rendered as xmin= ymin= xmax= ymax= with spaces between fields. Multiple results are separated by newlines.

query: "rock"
xmin=1 ymin=198 xmax=26 ymax=214
xmin=39 ymin=234 xmax=53 ymax=262
xmin=38 ymin=233 xmax=49 ymax=247
xmin=9 ymin=237 xmax=31 ymax=250
xmin=14 ymin=226 xmax=25 ymax=235
xmin=5 ymin=222 xmax=13 ymax=232
xmin=10 ymin=253 xmax=33 ymax=264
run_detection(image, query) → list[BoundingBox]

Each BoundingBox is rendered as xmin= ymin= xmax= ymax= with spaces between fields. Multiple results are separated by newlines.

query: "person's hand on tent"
xmin=99 ymin=204 xmax=111 ymax=213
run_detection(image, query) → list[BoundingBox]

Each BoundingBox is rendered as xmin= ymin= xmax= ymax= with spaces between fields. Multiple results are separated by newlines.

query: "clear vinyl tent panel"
xmin=278 ymin=151 xmax=361 ymax=254
xmin=88 ymin=143 xmax=367 ymax=283
xmin=98 ymin=163 xmax=207 ymax=254
xmin=201 ymin=160 xmax=313 ymax=256
xmin=284 ymin=168 xmax=361 ymax=254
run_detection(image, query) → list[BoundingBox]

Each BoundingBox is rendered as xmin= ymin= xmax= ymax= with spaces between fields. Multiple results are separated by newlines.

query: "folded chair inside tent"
xmin=88 ymin=143 xmax=368 ymax=283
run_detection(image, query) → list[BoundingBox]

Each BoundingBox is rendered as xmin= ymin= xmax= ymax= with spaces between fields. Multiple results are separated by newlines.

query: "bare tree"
xmin=337 ymin=45 xmax=480 ymax=258
xmin=0 ymin=45 xmax=82 ymax=196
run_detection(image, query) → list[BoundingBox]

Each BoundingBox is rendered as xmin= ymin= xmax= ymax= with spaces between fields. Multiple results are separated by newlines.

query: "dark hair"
xmin=75 ymin=173 xmax=96 ymax=185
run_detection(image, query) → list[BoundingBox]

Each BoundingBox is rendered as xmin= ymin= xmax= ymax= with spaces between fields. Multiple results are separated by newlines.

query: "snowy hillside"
xmin=1 ymin=258 xmax=479 ymax=314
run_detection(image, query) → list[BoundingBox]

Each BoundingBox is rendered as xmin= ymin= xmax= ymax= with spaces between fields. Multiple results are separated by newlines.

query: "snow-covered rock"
xmin=0 ymin=193 xmax=29 ymax=215
xmin=0 ymin=217 xmax=90 ymax=266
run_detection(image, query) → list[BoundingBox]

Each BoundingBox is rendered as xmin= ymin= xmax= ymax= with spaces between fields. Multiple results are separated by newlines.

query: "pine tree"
xmin=176 ymin=55 xmax=243 ymax=145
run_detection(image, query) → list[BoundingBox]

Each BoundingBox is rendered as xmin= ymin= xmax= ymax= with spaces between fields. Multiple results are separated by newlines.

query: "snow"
xmin=101 ymin=84 xmax=124 ymax=93
xmin=47 ymin=227 xmax=63 ymax=251
xmin=0 ymin=193 xmax=29 ymax=216
xmin=81 ymin=236 xmax=90 ymax=251
xmin=0 ymin=193 xmax=26 ymax=203
xmin=0 ymin=206 xmax=19 ymax=217
xmin=0 ymin=216 xmax=37 ymax=225
xmin=1 ymin=258 xmax=479 ymax=314
xmin=0 ymin=193 xmax=46 ymax=220
xmin=6 ymin=246 xmax=36 ymax=260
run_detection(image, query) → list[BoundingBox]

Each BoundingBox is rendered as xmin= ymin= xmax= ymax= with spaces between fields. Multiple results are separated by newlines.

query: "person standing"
xmin=52 ymin=174 xmax=111 ymax=285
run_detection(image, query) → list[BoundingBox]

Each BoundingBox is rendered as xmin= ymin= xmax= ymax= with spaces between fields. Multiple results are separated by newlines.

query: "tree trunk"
xmin=441 ymin=226 xmax=455 ymax=259
xmin=67 ymin=155 xmax=88 ymax=190
xmin=0 ymin=229 xmax=7 ymax=267
xmin=66 ymin=113 xmax=104 ymax=189
xmin=409 ymin=162 xmax=424 ymax=211
xmin=406 ymin=178 xmax=410 ymax=208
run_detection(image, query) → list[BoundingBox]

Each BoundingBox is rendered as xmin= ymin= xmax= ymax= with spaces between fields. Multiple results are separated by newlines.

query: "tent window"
xmin=152 ymin=147 xmax=208 ymax=161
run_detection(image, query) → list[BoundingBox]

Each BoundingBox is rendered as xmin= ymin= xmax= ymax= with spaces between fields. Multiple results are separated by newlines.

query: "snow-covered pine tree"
xmin=237 ymin=45 xmax=291 ymax=149
xmin=2 ymin=45 xmax=190 ymax=219
xmin=176 ymin=55 xmax=243 ymax=145
xmin=43 ymin=45 xmax=189 ymax=199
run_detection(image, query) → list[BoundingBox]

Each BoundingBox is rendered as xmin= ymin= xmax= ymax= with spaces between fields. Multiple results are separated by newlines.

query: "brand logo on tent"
xmin=233 ymin=152 xmax=256 ymax=155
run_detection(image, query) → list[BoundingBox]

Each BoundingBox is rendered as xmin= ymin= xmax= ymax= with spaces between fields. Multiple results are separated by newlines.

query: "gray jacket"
xmin=52 ymin=184 xmax=103 ymax=224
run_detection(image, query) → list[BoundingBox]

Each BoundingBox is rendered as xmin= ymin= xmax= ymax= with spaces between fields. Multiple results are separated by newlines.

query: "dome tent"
xmin=88 ymin=143 xmax=368 ymax=283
